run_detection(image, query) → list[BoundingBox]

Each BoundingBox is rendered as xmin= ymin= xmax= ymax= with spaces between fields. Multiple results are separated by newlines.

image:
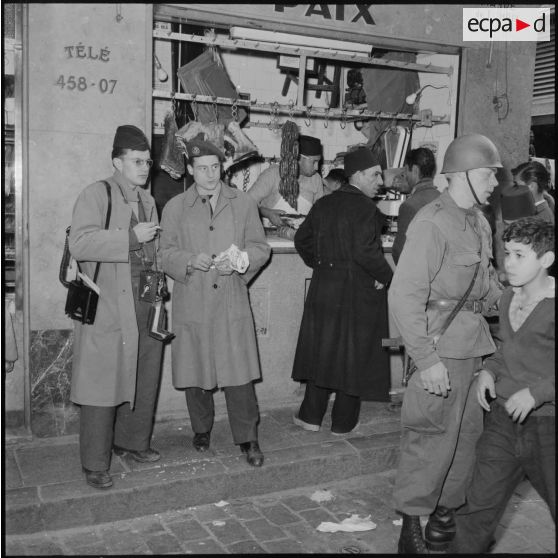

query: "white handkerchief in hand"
xmin=214 ymin=244 xmax=249 ymax=274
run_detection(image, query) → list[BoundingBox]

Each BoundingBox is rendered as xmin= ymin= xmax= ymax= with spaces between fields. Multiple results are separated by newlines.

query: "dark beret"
xmin=344 ymin=147 xmax=380 ymax=177
xmin=299 ymin=135 xmax=322 ymax=157
xmin=186 ymin=134 xmax=225 ymax=161
xmin=113 ymin=125 xmax=150 ymax=151
xmin=501 ymin=185 xmax=536 ymax=221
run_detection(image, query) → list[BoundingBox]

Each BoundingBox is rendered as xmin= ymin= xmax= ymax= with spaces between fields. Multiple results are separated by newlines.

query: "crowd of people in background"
xmin=67 ymin=121 xmax=554 ymax=554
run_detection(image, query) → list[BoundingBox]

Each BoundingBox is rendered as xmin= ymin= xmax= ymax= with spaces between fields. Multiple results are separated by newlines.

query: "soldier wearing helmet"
xmin=388 ymin=134 xmax=504 ymax=553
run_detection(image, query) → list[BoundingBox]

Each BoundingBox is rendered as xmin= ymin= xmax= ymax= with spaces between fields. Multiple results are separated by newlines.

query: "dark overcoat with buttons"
xmin=292 ymin=183 xmax=394 ymax=400
xmin=159 ymin=182 xmax=271 ymax=389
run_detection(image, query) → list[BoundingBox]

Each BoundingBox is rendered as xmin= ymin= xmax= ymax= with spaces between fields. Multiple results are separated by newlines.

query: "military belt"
xmin=427 ymin=299 xmax=483 ymax=313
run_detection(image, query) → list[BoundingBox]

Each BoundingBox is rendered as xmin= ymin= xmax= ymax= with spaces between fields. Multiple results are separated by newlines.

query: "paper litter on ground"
xmin=310 ymin=489 xmax=334 ymax=503
xmin=212 ymin=520 xmax=226 ymax=526
xmin=392 ymin=518 xmax=403 ymax=526
xmin=214 ymin=500 xmax=229 ymax=507
xmin=316 ymin=514 xmax=377 ymax=533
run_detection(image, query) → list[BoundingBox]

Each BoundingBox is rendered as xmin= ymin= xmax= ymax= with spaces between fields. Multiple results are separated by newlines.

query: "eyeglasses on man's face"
xmin=121 ymin=157 xmax=153 ymax=168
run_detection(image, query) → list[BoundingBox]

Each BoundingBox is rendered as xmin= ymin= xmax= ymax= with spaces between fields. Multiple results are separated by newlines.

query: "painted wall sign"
xmin=63 ymin=44 xmax=111 ymax=62
xmin=162 ymin=4 xmax=469 ymax=50
xmin=55 ymin=75 xmax=117 ymax=93
xmin=274 ymin=4 xmax=376 ymax=25
xmin=56 ymin=44 xmax=117 ymax=94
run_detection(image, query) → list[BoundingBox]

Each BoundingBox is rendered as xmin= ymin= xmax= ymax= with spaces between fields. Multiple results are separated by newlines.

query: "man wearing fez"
xmin=69 ymin=125 xmax=164 ymax=489
xmin=389 ymin=134 xmax=503 ymax=553
xmin=159 ymin=135 xmax=271 ymax=467
xmin=248 ymin=134 xmax=324 ymax=225
xmin=291 ymin=147 xmax=393 ymax=434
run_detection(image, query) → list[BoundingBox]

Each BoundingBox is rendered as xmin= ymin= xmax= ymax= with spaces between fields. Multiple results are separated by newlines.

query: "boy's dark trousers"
xmin=452 ymin=402 xmax=555 ymax=553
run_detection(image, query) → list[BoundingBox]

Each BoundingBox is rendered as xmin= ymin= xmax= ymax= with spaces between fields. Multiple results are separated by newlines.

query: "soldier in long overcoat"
xmin=291 ymin=148 xmax=393 ymax=435
xmin=69 ymin=125 xmax=164 ymax=490
xmin=159 ymin=137 xmax=270 ymax=467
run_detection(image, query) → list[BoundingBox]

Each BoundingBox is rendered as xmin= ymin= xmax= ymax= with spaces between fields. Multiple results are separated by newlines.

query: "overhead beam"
xmin=153 ymin=29 xmax=453 ymax=75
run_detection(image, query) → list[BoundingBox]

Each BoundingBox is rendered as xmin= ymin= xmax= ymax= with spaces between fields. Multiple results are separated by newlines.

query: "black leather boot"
xmin=398 ymin=514 xmax=428 ymax=554
xmin=424 ymin=506 xmax=455 ymax=551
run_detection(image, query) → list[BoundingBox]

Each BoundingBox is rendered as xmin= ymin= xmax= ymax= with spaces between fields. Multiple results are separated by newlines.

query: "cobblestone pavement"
xmin=6 ymin=470 xmax=555 ymax=555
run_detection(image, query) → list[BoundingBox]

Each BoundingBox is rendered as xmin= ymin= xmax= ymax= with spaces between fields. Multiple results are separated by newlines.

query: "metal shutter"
xmin=532 ymin=12 xmax=555 ymax=116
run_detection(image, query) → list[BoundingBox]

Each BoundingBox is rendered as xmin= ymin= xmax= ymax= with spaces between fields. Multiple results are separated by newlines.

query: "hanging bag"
xmin=63 ymin=181 xmax=112 ymax=325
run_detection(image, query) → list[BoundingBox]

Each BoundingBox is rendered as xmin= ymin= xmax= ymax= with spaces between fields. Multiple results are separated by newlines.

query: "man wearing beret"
xmin=69 ymin=125 xmax=164 ymax=489
xmin=248 ymin=134 xmax=324 ymax=226
xmin=291 ymin=147 xmax=393 ymax=435
xmin=159 ymin=135 xmax=271 ymax=467
xmin=389 ymin=134 xmax=503 ymax=552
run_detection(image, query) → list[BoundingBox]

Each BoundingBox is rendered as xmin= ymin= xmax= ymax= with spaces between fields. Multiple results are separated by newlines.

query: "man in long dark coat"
xmin=291 ymin=147 xmax=394 ymax=435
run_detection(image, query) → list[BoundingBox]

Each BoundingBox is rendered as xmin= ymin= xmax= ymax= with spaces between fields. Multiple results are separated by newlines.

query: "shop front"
xmin=4 ymin=3 xmax=537 ymax=438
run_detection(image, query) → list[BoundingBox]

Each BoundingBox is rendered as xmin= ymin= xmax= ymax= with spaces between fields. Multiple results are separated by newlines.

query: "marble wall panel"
xmin=30 ymin=329 xmax=79 ymax=438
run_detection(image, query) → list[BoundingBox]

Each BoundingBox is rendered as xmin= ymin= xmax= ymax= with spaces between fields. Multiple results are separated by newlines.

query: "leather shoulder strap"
xmin=437 ymin=260 xmax=480 ymax=340
xmin=92 ymin=181 xmax=112 ymax=283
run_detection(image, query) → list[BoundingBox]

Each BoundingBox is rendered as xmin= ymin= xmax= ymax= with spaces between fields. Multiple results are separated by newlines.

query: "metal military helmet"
xmin=441 ymin=134 xmax=503 ymax=174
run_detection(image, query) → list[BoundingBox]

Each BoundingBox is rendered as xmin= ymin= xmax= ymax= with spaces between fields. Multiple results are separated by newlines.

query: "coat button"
xmin=209 ymin=226 xmax=214 ymax=231
xmin=213 ymin=284 xmax=218 ymax=289
xmin=202 ymin=198 xmax=207 ymax=203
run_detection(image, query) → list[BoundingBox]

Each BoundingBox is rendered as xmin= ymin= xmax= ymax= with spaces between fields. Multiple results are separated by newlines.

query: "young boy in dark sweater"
xmin=451 ymin=217 xmax=555 ymax=553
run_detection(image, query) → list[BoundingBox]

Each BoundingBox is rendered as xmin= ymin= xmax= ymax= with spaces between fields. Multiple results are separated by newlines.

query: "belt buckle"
xmin=472 ymin=300 xmax=483 ymax=313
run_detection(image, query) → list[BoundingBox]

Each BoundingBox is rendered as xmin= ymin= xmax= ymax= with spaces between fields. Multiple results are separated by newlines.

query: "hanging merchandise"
xmin=177 ymin=48 xmax=247 ymax=125
xmin=344 ymin=69 xmax=367 ymax=107
xmin=176 ymin=120 xmax=208 ymax=146
xmin=384 ymin=126 xmax=411 ymax=169
xmin=173 ymin=108 xmax=260 ymax=168
xmin=363 ymin=50 xmax=420 ymax=114
xmin=357 ymin=49 xmax=420 ymax=155
xmin=160 ymin=111 xmax=186 ymax=179
xmin=278 ymin=120 xmax=300 ymax=210
xmin=202 ymin=121 xmax=226 ymax=152
xmin=224 ymin=121 xmax=260 ymax=165
xmin=175 ymin=120 xmax=225 ymax=155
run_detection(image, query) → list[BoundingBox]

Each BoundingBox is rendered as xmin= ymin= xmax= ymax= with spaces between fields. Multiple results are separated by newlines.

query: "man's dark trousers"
xmin=299 ymin=381 xmax=360 ymax=433
xmin=186 ymin=382 xmax=259 ymax=444
xmin=80 ymin=294 xmax=163 ymax=471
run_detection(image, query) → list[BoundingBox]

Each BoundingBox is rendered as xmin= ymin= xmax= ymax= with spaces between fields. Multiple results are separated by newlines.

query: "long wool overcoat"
xmin=159 ymin=182 xmax=271 ymax=389
xmin=292 ymin=183 xmax=394 ymax=401
xmin=68 ymin=173 xmax=159 ymax=407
